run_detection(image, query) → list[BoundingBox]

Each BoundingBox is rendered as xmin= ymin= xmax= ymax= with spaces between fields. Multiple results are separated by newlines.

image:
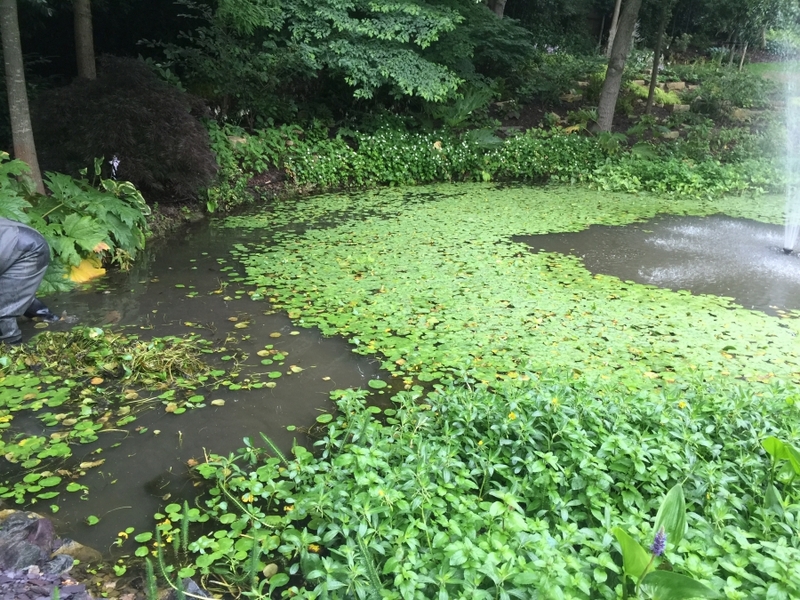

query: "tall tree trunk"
xmin=596 ymin=0 xmax=642 ymax=132
xmin=488 ymin=0 xmax=506 ymax=18
xmin=738 ymin=41 xmax=748 ymax=71
xmin=74 ymin=0 xmax=95 ymax=79
xmin=605 ymin=0 xmax=623 ymax=57
xmin=0 ymin=0 xmax=44 ymax=194
xmin=645 ymin=2 xmax=671 ymax=114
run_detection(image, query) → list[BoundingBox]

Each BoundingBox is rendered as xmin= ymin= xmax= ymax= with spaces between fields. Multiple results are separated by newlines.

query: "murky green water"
xmin=9 ymin=184 xmax=800 ymax=557
xmin=15 ymin=220 xmax=391 ymax=554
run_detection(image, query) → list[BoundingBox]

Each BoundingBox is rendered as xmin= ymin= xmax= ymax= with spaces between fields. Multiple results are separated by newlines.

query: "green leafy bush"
xmin=517 ymin=52 xmax=605 ymax=105
xmin=671 ymin=64 xmax=776 ymax=117
xmin=155 ymin=374 xmax=800 ymax=599
xmin=0 ymin=153 xmax=150 ymax=292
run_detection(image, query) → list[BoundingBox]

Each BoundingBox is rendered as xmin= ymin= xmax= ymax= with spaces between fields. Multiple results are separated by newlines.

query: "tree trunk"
xmin=738 ymin=41 xmax=748 ymax=71
xmin=645 ymin=2 xmax=670 ymax=114
xmin=488 ymin=0 xmax=506 ymax=18
xmin=596 ymin=0 xmax=642 ymax=132
xmin=73 ymin=0 xmax=95 ymax=79
xmin=605 ymin=0 xmax=623 ymax=57
xmin=0 ymin=0 xmax=44 ymax=194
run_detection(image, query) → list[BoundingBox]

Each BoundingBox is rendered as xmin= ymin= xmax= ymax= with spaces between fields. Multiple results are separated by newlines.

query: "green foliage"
xmin=517 ymin=51 xmax=605 ymax=105
xmin=0 ymin=153 xmax=151 ymax=293
xmin=672 ymin=64 xmax=776 ymax=117
xmin=159 ymin=0 xmax=464 ymax=112
xmin=162 ymin=374 xmax=800 ymax=598
xmin=0 ymin=328 xmax=214 ymax=506
xmin=626 ymin=82 xmax=682 ymax=106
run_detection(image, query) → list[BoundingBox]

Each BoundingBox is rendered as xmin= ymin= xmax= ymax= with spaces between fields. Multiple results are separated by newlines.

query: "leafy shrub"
xmin=0 ymin=153 xmax=150 ymax=292
xmin=154 ymin=374 xmax=800 ymax=599
xmin=32 ymin=56 xmax=217 ymax=204
xmin=517 ymin=52 xmax=605 ymax=105
xmin=209 ymin=120 xmax=782 ymax=201
xmin=671 ymin=64 xmax=776 ymax=117
xmin=626 ymin=81 xmax=682 ymax=105
xmin=765 ymin=28 xmax=800 ymax=58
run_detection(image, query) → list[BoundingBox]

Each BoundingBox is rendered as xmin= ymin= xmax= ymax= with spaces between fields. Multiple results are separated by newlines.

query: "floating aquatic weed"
xmin=0 ymin=328 xmax=223 ymax=507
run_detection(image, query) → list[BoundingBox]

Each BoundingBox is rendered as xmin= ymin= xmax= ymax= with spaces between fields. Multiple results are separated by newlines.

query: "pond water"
xmin=9 ymin=207 xmax=799 ymax=556
xmin=14 ymin=220 xmax=390 ymax=555
xmin=515 ymin=214 xmax=800 ymax=315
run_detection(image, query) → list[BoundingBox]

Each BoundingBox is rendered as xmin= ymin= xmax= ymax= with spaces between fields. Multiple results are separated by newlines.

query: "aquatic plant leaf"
xmin=642 ymin=571 xmax=721 ymax=599
xmin=612 ymin=526 xmax=650 ymax=580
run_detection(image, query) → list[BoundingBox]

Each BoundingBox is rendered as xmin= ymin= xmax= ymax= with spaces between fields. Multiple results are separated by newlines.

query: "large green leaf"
xmin=612 ymin=526 xmax=651 ymax=580
xmin=762 ymin=436 xmax=788 ymax=461
xmin=642 ymin=571 xmax=721 ymax=600
xmin=653 ymin=484 xmax=687 ymax=551
xmin=60 ymin=214 xmax=106 ymax=254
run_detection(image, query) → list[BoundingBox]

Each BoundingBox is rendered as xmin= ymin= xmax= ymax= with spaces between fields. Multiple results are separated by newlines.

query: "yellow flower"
xmin=378 ymin=489 xmax=385 ymax=497
xmin=242 ymin=493 xmax=254 ymax=503
xmin=308 ymin=544 xmax=321 ymax=553
xmin=551 ymin=397 xmax=560 ymax=407
xmin=284 ymin=505 xmax=294 ymax=512
xmin=508 ymin=411 xmax=517 ymax=421
xmin=117 ymin=531 xmax=129 ymax=540
xmin=678 ymin=401 xmax=687 ymax=409
xmin=477 ymin=440 xmax=484 ymax=446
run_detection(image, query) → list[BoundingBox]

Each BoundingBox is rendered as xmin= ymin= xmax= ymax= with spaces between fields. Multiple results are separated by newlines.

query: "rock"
xmin=53 ymin=540 xmax=103 ymax=565
xmin=666 ymin=81 xmax=686 ymax=91
xmin=0 ymin=512 xmax=57 ymax=572
xmin=0 ymin=566 xmax=93 ymax=600
xmin=0 ymin=511 xmax=101 ymax=599
xmin=670 ymin=104 xmax=691 ymax=113
xmin=731 ymin=108 xmax=753 ymax=121
xmin=164 ymin=578 xmax=212 ymax=599
xmin=632 ymin=79 xmax=646 ymax=86
xmin=687 ymin=84 xmax=699 ymax=91
xmin=662 ymin=131 xmax=680 ymax=140
xmin=560 ymin=92 xmax=582 ymax=103
xmin=576 ymin=81 xmax=589 ymax=88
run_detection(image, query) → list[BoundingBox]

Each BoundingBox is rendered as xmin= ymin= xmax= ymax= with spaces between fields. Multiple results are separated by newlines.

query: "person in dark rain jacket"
xmin=0 ymin=217 xmax=54 ymax=345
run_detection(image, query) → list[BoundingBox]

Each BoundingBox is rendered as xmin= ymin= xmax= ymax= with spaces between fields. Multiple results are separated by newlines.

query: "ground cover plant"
xmin=130 ymin=183 xmax=800 ymax=598
xmin=224 ymin=184 xmax=799 ymax=386
xmin=207 ymin=105 xmax=782 ymax=210
xmin=153 ymin=376 xmax=800 ymax=599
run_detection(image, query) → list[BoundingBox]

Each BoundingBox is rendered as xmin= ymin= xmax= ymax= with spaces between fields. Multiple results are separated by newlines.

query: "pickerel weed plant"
xmin=612 ymin=484 xmax=720 ymax=599
xmin=138 ymin=375 xmax=800 ymax=599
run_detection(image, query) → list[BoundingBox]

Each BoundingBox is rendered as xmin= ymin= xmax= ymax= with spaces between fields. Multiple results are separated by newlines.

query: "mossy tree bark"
xmin=605 ymin=0 xmax=623 ymax=57
xmin=645 ymin=1 xmax=673 ymax=115
xmin=595 ymin=0 xmax=642 ymax=132
xmin=488 ymin=0 xmax=507 ymax=18
xmin=74 ymin=0 xmax=96 ymax=79
xmin=0 ymin=0 xmax=44 ymax=194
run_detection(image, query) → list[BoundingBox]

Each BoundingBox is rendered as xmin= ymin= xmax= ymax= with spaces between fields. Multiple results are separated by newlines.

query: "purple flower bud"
xmin=650 ymin=527 xmax=667 ymax=556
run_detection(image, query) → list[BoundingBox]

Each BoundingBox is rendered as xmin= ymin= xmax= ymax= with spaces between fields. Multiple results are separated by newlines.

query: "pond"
xmin=514 ymin=213 xmax=800 ymax=315
xmin=12 ymin=219 xmax=391 ymax=553
xmin=5 ymin=183 xmax=800 ymax=559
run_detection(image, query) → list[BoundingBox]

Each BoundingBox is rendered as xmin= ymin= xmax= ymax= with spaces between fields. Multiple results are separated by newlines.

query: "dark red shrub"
xmin=32 ymin=56 xmax=217 ymax=204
